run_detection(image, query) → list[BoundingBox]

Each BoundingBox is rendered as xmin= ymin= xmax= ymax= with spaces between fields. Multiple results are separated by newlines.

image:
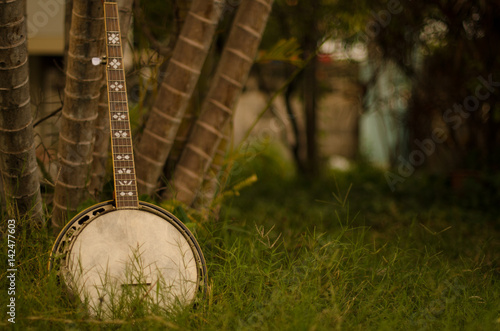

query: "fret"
xmin=111 ymin=141 xmax=131 ymax=146
xmin=111 ymin=125 xmax=131 ymax=131
xmin=113 ymin=159 xmax=133 ymax=163
xmin=109 ymin=103 xmax=128 ymax=109
xmin=114 ymin=163 xmax=135 ymax=168
xmin=107 ymin=71 xmax=124 ymax=81
xmin=104 ymin=1 xmax=139 ymax=209
xmin=108 ymin=95 xmax=128 ymax=102
xmin=112 ymin=139 xmax=133 ymax=144
xmin=107 ymin=90 xmax=127 ymax=96
xmin=106 ymin=48 xmax=122 ymax=58
xmin=113 ymin=144 xmax=132 ymax=150
xmin=114 ymin=173 xmax=135 ymax=179
xmin=110 ymin=120 xmax=128 ymax=125
xmin=115 ymin=174 xmax=135 ymax=179
xmin=110 ymin=120 xmax=130 ymax=125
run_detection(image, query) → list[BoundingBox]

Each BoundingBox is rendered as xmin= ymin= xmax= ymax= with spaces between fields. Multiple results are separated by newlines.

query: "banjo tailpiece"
xmin=49 ymin=1 xmax=207 ymax=318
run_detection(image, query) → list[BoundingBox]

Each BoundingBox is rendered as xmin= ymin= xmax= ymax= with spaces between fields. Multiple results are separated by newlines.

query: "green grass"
xmin=1 ymin=145 xmax=499 ymax=330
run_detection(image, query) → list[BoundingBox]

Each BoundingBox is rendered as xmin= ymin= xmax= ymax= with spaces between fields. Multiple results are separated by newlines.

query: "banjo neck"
xmin=104 ymin=1 xmax=139 ymax=209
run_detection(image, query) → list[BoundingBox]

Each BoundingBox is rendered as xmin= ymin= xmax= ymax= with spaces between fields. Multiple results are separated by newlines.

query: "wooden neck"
xmin=104 ymin=1 xmax=139 ymax=209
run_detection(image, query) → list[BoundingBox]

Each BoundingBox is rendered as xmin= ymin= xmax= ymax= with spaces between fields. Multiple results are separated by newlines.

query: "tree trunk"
xmin=161 ymin=43 xmax=219 ymax=193
xmin=89 ymin=0 xmax=134 ymax=197
xmin=166 ymin=0 xmax=274 ymax=206
xmin=303 ymin=42 xmax=318 ymax=175
xmin=134 ymin=0 xmax=223 ymax=196
xmin=52 ymin=0 xmax=104 ymax=229
xmin=64 ymin=0 xmax=73 ymax=71
xmin=0 ymin=0 xmax=43 ymax=223
xmin=284 ymin=79 xmax=306 ymax=173
xmin=193 ymin=123 xmax=230 ymax=212
xmin=0 ymin=173 xmax=6 ymax=212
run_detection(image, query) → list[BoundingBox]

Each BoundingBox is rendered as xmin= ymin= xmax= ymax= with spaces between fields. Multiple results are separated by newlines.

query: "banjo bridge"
xmin=121 ymin=282 xmax=152 ymax=288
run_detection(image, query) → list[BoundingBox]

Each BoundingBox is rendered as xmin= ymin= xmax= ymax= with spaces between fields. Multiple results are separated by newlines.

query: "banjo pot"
xmin=49 ymin=201 xmax=207 ymax=317
xmin=49 ymin=1 xmax=207 ymax=318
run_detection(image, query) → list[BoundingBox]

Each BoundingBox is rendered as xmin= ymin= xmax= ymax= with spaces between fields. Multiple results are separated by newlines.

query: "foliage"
xmin=132 ymin=0 xmax=180 ymax=52
xmin=257 ymin=38 xmax=303 ymax=66
xmin=362 ymin=0 xmax=500 ymax=172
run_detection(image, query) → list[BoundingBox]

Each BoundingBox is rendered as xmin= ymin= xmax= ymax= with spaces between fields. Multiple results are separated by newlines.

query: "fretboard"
xmin=104 ymin=1 xmax=139 ymax=209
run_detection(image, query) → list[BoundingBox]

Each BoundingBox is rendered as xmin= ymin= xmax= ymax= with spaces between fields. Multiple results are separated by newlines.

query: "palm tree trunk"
xmin=167 ymin=0 xmax=274 ymax=206
xmin=64 ymin=0 xmax=73 ymax=71
xmin=90 ymin=0 xmax=134 ymax=197
xmin=52 ymin=0 xmax=104 ymax=229
xmin=193 ymin=123 xmax=230 ymax=211
xmin=0 ymin=0 xmax=43 ymax=223
xmin=134 ymin=0 xmax=223 ymax=196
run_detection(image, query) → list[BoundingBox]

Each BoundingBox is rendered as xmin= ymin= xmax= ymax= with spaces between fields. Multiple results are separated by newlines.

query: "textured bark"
xmin=64 ymin=0 xmax=73 ymax=71
xmin=52 ymin=0 xmax=104 ymax=228
xmin=88 ymin=82 xmax=109 ymax=198
xmin=161 ymin=43 xmax=220 ymax=193
xmin=89 ymin=0 xmax=134 ymax=196
xmin=167 ymin=0 xmax=274 ymax=205
xmin=193 ymin=123 xmax=230 ymax=209
xmin=134 ymin=0 xmax=223 ymax=196
xmin=161 ymin=101 xmax=196 ymax=186
xmin=0 ymin=0 xmax=43 ymax=222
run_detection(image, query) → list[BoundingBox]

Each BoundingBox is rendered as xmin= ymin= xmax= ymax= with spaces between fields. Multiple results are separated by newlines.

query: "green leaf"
xmin=257 ymin=38 xmax=304 ymax=67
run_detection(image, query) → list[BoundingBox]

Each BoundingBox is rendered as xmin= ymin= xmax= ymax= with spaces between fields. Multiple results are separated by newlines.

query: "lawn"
xmin=1 ymin=144 xmax=499 ymax=330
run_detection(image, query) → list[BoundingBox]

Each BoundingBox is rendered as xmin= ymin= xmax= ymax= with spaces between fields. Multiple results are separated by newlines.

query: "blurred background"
xmin=27 ymin=0 xmax=500 ymax=199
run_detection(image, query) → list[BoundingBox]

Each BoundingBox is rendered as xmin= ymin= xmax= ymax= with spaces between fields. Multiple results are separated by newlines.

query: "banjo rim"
xmin=48 ymin=200 xmax=208 ymax=304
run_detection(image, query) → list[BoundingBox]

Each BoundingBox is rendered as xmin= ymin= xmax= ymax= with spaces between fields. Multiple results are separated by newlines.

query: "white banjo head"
xmin=50 ymin=202 xmax=206 ymax=318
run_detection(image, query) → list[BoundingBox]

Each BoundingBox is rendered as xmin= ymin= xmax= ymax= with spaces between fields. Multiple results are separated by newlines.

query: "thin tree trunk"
xmin=88 ymin=82 xmax=109 ymax=198
xmin=0 ymin=0 xmax=43 ymax=223
xmin=134 ymin=0 xmax=223 ymax=196
xmin=161 ymin=101 xmax=196 ymax=185
xmin=52 ymin=0 xmax=104 ymax=229
xmin=64 ymin=0 xmax=73 ymax=71
xmin=303 ymin=43 xmax=318 ymax=175
xmin=193 ymin=123 xmax=230 ymax=211
xmin=161 ymin=43 xmax=218 ymax=193
xmin=90 ymin=0 xmax=134 ymax=197
xmin=284 ymin=79 xmax=306 ymax=173
xmin=166 ymin=0 xmax=274 ymax=206
xmin=302 ymin=0 xmax=319 ymax=176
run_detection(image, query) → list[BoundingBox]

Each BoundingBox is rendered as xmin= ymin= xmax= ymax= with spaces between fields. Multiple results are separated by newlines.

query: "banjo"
xmin=49 ymin=1 xmax=207 ymax=318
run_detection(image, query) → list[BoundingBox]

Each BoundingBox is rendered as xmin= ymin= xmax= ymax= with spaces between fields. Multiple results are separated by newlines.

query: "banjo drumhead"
xmin=60 ymin=207 xmax=201 ymax=317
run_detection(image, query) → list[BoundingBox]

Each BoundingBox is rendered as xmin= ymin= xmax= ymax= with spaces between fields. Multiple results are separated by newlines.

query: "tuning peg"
xmin=91 ymin=56 xmax=107 ymax=66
